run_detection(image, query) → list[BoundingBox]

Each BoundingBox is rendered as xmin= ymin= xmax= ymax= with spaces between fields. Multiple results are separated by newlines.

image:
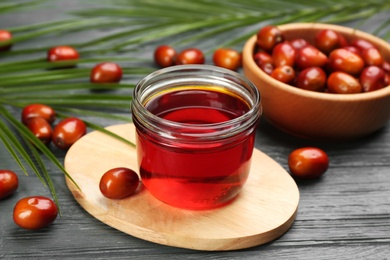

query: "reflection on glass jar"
xmin=131 ymin=65 xmax=262 ymax=210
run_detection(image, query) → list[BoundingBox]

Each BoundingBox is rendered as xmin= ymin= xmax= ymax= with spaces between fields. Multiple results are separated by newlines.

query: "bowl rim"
xmin=243 ymin=22 xmax=390 ymax=102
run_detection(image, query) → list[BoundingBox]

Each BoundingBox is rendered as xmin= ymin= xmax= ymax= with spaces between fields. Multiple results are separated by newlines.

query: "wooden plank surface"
xmin=1 ymin=119 xmax=389 ymax=259
xmin=63 ymin=124 xmax=299 ymax=251
xmin=1 ymin=2 xmax=390 ymax=259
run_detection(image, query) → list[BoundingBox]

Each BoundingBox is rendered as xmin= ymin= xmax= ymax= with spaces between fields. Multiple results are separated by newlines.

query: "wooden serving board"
xmin=64 ymin=123 xmax=299 ymax=251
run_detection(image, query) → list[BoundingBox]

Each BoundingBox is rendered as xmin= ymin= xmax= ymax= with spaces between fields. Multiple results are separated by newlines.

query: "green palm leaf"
xmin=1 ymin=0 xmax=389 ymax=206
xmin=0 ymin=119 xmax=30 ymax=176
xmin=0 ymin=106 xmax=78 ymax=189
xmin=0 ymin=0 xmax=46 ymax=14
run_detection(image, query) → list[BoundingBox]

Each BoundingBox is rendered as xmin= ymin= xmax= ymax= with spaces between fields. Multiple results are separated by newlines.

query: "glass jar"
xmin=131 ymin=65 xmax=262 ymax=210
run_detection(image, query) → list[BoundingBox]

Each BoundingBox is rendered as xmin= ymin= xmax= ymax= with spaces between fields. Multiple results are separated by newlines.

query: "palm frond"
xmin=83 ymin=120 xmax=136 ymax=149
xmin=73 ymin=0 xmax=390 ymax=49
xmin=0 ymin=0 xmax=46 ymax=14
xmin=0 ymin=118 xmax=30 ymax=176
xmin=0 ymin=106 xmax=79 ymax=190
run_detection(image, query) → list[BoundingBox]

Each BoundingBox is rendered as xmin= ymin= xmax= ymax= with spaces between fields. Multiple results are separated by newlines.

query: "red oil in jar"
xmin=131 ymin=65 xmax=261 ymax=210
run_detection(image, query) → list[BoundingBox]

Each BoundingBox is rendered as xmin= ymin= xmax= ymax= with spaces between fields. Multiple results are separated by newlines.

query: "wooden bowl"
xmin=242 ymin=23 xmax=390 ymax=140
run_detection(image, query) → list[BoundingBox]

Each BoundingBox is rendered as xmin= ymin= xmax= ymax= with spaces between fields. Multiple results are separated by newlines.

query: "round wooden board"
xmin=64 ymin=123 xmax=299 ymax=251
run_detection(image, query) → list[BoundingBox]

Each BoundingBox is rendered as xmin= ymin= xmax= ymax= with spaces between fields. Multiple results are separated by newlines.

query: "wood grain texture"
xmin=1 ymin=119 xmax=389 ymax=259
xmin=63 ymin=123 xmax=299 ymax=251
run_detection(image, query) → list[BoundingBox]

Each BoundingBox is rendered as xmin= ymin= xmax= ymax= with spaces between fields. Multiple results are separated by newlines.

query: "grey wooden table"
xmin=1 ymin=2 xmax=389 ymax=259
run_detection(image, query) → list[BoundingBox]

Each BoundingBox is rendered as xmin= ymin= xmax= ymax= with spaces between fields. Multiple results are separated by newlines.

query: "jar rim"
xmin=131 ymin=64 xmax=262 ymax=140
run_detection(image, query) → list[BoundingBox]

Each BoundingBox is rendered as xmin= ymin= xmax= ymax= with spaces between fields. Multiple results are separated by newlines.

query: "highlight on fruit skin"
xmin=256 ymin=25 xmax=284 ymax=52
xmin=288 ymin=147 xmax=329 ymax=179
xmin=13 ymin=196 xmax=58 ymax=230
xmin=47 ymin=45 xmax=79 ymax=61
xmin=154 ymin=45 xmax=177 ymax=68
xmin=0 ymin=29 xmax=13 ymax=51
xmin=99 ymin=167 xmax=140 ymax=199
xmin=21 ymin=103 xmax=56 ymax=125
xmin=253 ymin=25 xmax=390 ymax=94
xmin=52 ymin=117 xmax=87 ymax=150
xmin=47 ymin=45 xmax=80 ymax=68
xmin=175 ymin=48 xmax=205 ymax=65
xmin=212 ymin=48 xmax=242 ymax=71
xmin=90 ymin=62 xmax=123 ymax=83
xmin=26 ymin=117 xmax=53 ymax=146
xmin=0 ymin=170 xmax=19 ymax=200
